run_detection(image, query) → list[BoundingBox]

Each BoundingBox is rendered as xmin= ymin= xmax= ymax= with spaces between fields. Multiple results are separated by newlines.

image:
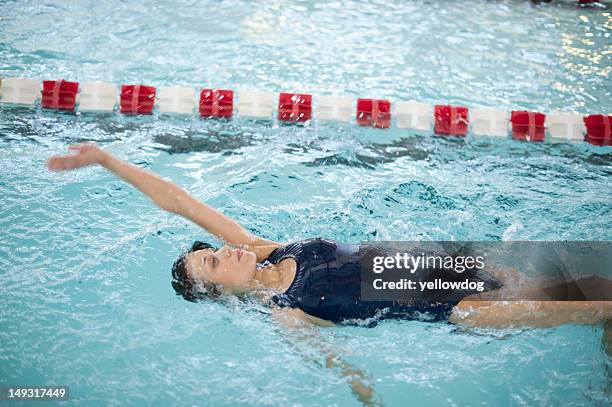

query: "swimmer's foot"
xmin=603 ymin=319 xmax=612 ymax=357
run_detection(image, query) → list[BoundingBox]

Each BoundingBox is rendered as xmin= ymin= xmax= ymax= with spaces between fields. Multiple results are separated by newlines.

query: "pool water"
xmin=1 ymin=0 xmax=611 ymax=406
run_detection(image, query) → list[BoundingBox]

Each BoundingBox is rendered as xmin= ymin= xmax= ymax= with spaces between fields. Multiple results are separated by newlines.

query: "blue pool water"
xmin=1 ymin=0 xmax=611 ymax=406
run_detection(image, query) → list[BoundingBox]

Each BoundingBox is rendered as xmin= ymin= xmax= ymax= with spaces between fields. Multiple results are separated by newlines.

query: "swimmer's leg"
xmin=479 ymin=264 xmax=553 ymax=301
xmin=484 ymin=264 xmax=612 ymax=302
xmin=449 ymin=300 xmax=612 ymax=329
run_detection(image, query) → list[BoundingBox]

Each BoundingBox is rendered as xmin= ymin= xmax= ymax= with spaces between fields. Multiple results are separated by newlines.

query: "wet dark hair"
xmin=171 ymin=240 xmax=222 ymax=302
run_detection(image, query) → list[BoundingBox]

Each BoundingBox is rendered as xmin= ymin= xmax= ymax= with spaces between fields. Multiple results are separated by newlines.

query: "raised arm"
xmin=47 ymin=143 xmax=279 ymax=248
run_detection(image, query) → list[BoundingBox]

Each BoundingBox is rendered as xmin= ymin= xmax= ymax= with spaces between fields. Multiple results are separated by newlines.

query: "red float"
xmin=41 ymin=80 xmax=79 ymax=111
xmin=583 ymin=114 xmax=611 ymax=146
xmin=199 ymin=89 xmax=233 ymax=118
xmin=119 ymin=84 xmax=156 ymax=114
xmin=511 ymin=111 xmax=546 ymax=142
xmin=356 ymin=98 xmax=391 ymax=128
xmin=434 ymin=105 xmax=468 ymax=136
xmin=278 ymin=93 xmax=312 ymax=122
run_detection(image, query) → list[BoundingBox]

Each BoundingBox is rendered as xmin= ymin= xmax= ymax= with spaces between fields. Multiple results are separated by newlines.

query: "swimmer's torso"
xmin=262 ymin=238 xmax=504 ymax=324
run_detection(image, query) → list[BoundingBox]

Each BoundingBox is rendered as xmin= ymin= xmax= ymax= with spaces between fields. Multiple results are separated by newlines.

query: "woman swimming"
xmin=47 ymin=143 xmax=612 ymax=405
xmin=46 ymin=143 xmax=612 ymax=328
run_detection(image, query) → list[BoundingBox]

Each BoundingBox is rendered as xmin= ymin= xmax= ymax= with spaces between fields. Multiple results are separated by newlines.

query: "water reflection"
xmin=153 ymin=130 xmax=260 ymax=155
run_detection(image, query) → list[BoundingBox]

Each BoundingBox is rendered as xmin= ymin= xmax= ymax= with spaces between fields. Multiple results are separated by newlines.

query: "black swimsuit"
xmin=261 ymin=238 xmax=504 ymax=325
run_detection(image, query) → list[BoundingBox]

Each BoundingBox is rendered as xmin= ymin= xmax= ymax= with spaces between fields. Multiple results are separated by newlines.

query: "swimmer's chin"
xmin=245 ymin=250 xmax=258 ymax=280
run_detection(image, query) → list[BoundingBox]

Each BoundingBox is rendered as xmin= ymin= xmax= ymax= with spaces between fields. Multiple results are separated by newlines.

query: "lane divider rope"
xmin=0 ymin=77 xmax=610 ymax=147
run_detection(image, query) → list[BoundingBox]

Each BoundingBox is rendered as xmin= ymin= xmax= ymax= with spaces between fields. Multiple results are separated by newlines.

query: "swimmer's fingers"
xmin=47 ymin=143 xmax=105 ymax=171
xmin=46 ymin=156 xmax=61 ymax=171
xmin=46 ymin=155 xmax=82 ymax=171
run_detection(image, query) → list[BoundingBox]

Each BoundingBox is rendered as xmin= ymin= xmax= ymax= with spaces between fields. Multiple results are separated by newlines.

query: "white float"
xmin=157 ymin=86 xmax=196 ymax=115
xmin=78 ymin=81 xmax=117 ymax=112
xmin=238 ymin=90 xmax=275 ymax=118
xmin=317 ymin=95 xmax=352 ymax=122
xmin=395 ymin=101 xmax=433 ymax=131
xmin=470 ymin=108 xmax=509 ymax=137
xmin=0 ymin=77 xmax=40 ymax=106
xmin=547 ymin=112 xmax=584 ymax=141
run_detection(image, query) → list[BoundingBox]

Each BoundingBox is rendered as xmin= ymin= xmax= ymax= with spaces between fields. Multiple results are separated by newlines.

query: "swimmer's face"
xmin=185 ymin=245 xmax=257 ymax=291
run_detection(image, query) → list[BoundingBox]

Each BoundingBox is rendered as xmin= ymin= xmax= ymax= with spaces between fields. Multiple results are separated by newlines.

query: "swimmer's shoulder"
xmin=250 ymin=242 xmax=286 ymax=263
xmin=252 ymin=237 xmax=341 ymax=263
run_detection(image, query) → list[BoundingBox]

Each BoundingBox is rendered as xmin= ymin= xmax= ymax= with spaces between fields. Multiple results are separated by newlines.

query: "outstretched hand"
xmin=47 ymin=143 xmax=106 ymax=171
